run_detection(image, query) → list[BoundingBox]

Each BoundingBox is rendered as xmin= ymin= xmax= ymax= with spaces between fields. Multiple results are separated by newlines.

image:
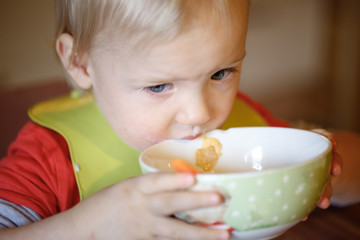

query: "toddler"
xmin=0 ymin=0 xmax=357 ymax=239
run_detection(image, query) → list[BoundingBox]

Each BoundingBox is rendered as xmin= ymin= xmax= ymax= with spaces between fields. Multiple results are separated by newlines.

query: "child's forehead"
xmin=96 ymin=1 xmax=248 ymax=57
xmin=99 ymin=13 xmax=247 ymax=82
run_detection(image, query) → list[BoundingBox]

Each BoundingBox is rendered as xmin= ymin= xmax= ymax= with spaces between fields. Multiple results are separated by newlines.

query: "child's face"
xmin=87 ymin=13 xmax=248 ymax=151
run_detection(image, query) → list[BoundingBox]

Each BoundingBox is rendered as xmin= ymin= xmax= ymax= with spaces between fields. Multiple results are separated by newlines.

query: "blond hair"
xmin=55 ymin=0 xmax=248 ymax=61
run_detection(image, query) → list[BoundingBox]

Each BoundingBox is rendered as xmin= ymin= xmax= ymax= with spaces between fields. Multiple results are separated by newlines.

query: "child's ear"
xmin=56 ymin=33 xmax=93 ymax=90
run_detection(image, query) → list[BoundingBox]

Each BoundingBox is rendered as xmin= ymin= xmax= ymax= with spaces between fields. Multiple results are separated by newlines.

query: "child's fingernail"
xmin=336 ymin=162 xmax=342 ymax=174
xmin=210 ymin=193 xmax=222 ymax=204
xmin=334 ymin=165 xmax=341 ymax=175
xmin=320 ymin=198 xmax=330 ymax=209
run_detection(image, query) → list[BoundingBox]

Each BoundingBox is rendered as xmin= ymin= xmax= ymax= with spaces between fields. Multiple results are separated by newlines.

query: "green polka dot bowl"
xmin=139 ymin=127 xmax=332 ymax=239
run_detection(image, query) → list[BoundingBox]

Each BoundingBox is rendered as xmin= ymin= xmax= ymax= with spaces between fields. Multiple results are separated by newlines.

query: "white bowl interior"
xmin=140 ymin=127 xmax=331 ymax=174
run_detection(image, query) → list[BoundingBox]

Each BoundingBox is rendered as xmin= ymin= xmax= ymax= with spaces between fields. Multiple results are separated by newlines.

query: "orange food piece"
xmin=171 ymin=158 xmax=199 ymax=174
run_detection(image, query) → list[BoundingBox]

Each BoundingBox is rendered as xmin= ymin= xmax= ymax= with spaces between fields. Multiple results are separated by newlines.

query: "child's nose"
xmin=176 ymin=94 xmax=210 ymax=126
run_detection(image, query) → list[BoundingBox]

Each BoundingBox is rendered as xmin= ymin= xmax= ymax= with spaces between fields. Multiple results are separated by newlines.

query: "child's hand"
xmin=311 ymin=129 xmax=343 ymax=209
xmin=70 ymin=173 xmax=230 ymax=240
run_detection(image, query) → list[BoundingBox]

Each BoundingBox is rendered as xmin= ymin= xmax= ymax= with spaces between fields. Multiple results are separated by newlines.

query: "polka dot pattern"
xmin=195 ymin=154 xmax=331 ymax=231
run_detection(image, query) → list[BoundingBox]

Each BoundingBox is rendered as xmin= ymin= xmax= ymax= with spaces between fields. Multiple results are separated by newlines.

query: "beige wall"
xmin=241 ymin=0 xmax=360 ymax=131
xmin=330 ymin=0 xmax=360 ymax=131
xmin=242 ymin=0 xmax=334 ymax=125
xmin=0 ymin=0 xmax=359 ymax=130
xmin=0 ymin=0 xmax=63 ymax=88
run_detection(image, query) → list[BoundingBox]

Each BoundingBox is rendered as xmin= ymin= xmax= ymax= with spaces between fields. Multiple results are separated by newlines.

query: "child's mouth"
xmin=182 ymin=133 xmax=202 ymax=140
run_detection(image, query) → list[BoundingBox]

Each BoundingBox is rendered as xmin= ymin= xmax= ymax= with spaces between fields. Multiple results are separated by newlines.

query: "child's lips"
xmin=182 ymin=133 xmax=202 ymax=140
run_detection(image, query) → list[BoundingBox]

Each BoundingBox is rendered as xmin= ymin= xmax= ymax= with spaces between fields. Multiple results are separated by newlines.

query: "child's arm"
xmin=0 ymin=199 xmax=42 ymax=228
xmin=0 ymin=173 xmax=229 ymax=240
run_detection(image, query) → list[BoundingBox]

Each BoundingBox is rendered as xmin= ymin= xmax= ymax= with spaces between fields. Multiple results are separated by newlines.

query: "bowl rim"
xmin=139 ymin=127 xmax=333 ymax=178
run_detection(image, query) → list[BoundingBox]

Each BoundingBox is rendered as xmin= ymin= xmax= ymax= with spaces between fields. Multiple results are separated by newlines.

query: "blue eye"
xmin=211 ymin=70 xmax=225 ymax=80
xmin=211 ymin=69 xmax=231 ymax=81
xmin=147 ymin=84 xmax=172 ymax=93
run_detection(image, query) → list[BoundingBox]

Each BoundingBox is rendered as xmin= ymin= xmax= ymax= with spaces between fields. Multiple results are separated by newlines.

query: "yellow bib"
xmin=29 ymin=93 xmax=268 ymax=200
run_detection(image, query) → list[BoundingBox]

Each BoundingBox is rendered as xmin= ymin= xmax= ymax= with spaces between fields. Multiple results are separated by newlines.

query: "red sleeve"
xmin=0 ymin=122 xmax=80 ymax=218
xmin=237 ymin=92 xmax=290 ymax=127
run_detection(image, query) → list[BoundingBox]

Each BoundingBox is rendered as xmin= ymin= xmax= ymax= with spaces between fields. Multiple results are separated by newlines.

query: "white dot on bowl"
xmin=310 ymin=172 xmax=314 ymax=178
xmin=256 ymin=178 xmax=264 ymax=186
xmin=291 ymin=214 xmax=297 ymax=220
xmin=282 ymin=204 xmax=289 ymax=211
xmin=231 ymin=211 xmax=239 ymax=217
xmin=228 ymin=182 xmax=237 ymax=190
xmin=273 ymin=216 xmax=279 ymax=222
xmin=295 ymin=185 xmax=304 ymax=195
xmin=251 ymin=220 xmax=263 ymax=227
xmin=275 ymin=189 xmax=282 ymax=196
xmin=251 ymin=222 xmax=258 ymax=227
xmin=283 ymin=175 xmax=289 ymax=183
xmin=303 ymin=198 xmax=308 ymax=205
xmin=248 ymin=195 xmax=256 ymax=202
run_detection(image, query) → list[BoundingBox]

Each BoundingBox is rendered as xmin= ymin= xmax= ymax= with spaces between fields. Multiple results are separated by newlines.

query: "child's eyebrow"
xmin=215 ymin=51 xmax=246 ymax=72
xmin=130 ymin=52 xmax=248 ymax=85
xmin=229 ymin=51 xmax=247 ymax=66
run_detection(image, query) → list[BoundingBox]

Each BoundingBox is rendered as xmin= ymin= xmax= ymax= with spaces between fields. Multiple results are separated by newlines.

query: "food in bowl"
xmin=195 ymin=136 xmax=222 ymax=172
xmin=171 ymin=136 xmax=222 ymax=173
xmin=139 ymin=127 xmax=332 ymax=239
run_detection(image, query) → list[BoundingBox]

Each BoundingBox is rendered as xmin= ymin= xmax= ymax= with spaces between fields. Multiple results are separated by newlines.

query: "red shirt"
xmin=0 ymin=122 xmax=80 ymax=218
xmin=0 ymin=92 xmax=288 ymax=218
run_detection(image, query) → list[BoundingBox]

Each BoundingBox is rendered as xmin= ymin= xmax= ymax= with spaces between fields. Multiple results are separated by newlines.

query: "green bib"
xmin=29 ymin=93 xmax=268 ymax=200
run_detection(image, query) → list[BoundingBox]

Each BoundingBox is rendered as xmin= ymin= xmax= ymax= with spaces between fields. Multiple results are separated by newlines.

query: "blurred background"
xmin=0 ymin=0 xmax=359 ymax=156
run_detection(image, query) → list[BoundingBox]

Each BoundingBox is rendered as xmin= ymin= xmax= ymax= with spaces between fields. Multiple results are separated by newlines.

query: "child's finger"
xmin=331 ymin=151 xmax=343 ymax=176
xmin=148 ymin=191 xmax=223 ymax=216
xmin=317 ymin=178 xmax=332 ymax=209
xmin=136 ymin=173 xmax=196 ymax=194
